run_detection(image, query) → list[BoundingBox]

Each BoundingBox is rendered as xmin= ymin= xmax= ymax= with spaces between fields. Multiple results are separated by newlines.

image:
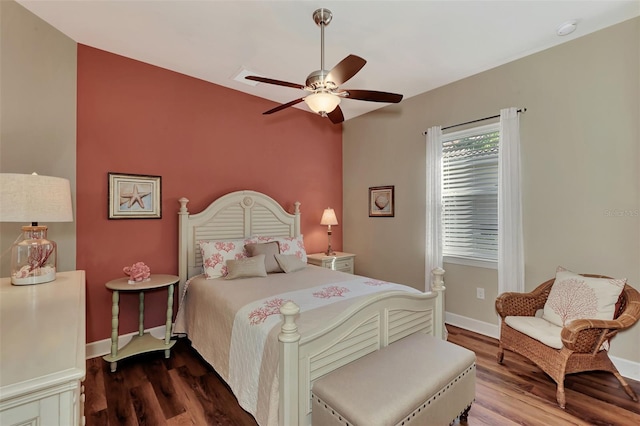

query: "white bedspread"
xmin=173 ymin=266 xmax=419 ymax=425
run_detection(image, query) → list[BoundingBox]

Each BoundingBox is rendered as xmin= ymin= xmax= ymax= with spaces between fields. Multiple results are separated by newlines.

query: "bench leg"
xmin=459 ymin=403 xmax=472 ymax=423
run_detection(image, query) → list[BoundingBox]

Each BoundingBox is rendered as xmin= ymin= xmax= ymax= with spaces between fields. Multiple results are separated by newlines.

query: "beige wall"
xmin=0 ymin=1 xmax=77 ymax=275
xmin=343 ymin=18 xmax=639 ymax=363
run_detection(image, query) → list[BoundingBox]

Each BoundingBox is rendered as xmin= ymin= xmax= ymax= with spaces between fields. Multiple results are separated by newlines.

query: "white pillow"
xmin=253 ymin=235 xmax=307 ymax=262
xmin=199 ymin=238 xmax=256 ymax=279
xmin=225 ymin=255 xmax=268 ymax=280
xmin=542 ymin=267 xmax=626 ymax=327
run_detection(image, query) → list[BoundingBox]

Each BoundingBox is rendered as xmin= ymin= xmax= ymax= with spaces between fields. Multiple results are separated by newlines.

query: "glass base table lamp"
xmin=320 ymin=207 xmax=338 ymax=256
xmin=0 ymin=173 xmax=73 ymax=285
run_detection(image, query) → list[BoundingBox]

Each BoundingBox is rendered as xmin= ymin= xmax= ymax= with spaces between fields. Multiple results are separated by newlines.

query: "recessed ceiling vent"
xmin=233 ymin=68 xmax=263 ymax=86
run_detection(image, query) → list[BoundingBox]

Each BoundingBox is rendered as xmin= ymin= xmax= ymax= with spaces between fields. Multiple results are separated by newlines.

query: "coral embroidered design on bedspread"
xmin=248 ymin=298 xmax=289 ymax=325
xmin=313 ymin=285 xmax=350 ymax=298
xmin=364 ymin=279 xmax=390 ymax=286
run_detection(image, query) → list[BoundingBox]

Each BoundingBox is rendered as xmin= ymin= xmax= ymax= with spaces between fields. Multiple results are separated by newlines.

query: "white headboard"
xmin=177 ymin=190 xmax=301 ymax=299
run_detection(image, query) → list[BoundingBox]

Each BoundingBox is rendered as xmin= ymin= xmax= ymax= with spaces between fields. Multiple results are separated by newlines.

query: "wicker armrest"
xmin=495 ymin=279 xmax=554 ymax=318
xmin=560 ymin=318 xmax=624 ymax=353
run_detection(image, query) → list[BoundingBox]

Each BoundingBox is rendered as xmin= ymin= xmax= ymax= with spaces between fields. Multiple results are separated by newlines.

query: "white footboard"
xmin=278 ymin=268 xmax=446 ymax=426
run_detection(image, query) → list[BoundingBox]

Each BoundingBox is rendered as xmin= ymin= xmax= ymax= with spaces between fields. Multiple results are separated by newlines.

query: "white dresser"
xmin=0 ymin=270 xmax=86 ymax=426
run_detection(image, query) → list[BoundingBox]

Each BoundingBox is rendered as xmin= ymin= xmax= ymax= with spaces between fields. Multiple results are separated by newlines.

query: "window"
xmin=441 ymin=123 xmax=499 ymax=267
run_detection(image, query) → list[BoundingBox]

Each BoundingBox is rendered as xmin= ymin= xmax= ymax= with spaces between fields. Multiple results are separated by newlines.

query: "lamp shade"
xmin=0 ymin=173 xmax=73 ymax=223
xmin=304 ymin=92 xmax=341 ymax=114
xmin=320 ymin=208 xmax=338 ymax=226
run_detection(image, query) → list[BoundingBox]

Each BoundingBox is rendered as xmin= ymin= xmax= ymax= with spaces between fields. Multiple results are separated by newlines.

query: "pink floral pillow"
xmin=253 ymin=235 xmax=307 ymax=262
xmin=542 ymin=266 xmax=626 ymax=327
xmin=199 ymin=238 xmax=257 ymax=279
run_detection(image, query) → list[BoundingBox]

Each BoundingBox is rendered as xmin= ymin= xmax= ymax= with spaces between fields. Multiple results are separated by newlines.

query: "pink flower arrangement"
xmin=123 ymin=261 xmax=151 ymax=283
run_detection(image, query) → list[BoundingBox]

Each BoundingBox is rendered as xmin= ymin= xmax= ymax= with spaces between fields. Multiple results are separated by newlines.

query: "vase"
xmin=10 ymin=225 xmax=57 ymax=285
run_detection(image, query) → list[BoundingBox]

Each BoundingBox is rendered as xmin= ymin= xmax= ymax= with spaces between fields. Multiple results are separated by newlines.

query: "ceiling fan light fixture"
xmin=304 ymin=92 xmax=341 ymax=114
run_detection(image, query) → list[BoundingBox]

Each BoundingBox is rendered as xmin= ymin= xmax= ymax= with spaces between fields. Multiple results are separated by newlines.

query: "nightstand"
xmin=307 ymin=252 xmax=356 ymax=274
xmin=103 ymin=274 xmax=179 ymax=372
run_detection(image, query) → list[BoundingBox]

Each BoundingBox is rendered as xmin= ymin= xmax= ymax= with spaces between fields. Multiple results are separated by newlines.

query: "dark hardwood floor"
xmin=84 ymin=325 xmax=640 ymax=425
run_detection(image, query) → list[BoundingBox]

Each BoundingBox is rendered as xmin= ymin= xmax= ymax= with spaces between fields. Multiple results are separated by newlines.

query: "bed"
xmin=174 ymin=190 xmax=446 ymax=426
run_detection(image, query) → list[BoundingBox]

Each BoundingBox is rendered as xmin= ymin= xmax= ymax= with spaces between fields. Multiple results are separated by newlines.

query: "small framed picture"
xmin=108 ymin=173 xmax=161 ymax=219
xmin=369 ymin=185 xmax=394 ymax=217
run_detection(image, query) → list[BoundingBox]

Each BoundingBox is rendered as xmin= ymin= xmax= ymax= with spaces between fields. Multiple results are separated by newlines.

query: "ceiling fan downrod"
xmin=312 ymin=8 xmax=332 ymax=85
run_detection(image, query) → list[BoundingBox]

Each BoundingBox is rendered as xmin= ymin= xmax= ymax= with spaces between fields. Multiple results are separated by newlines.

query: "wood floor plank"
xmin=141 ymin=357 xmax=186 ymax=420
xmin=168 ymin=366 xmax=210 ymax=426
xmin=84 ymin=357 xmax=107 ymax=414
xmin=200 ymin=370 xmax=258 ymax=426
xmin=130 ymin=381 xmax=169 ymax=426
xmin=102 ymin=365 xmax=138 ymax=426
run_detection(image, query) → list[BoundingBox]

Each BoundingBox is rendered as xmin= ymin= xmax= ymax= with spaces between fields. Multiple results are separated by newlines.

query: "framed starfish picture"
xmin=108 ymin=172 xmax=161 ymax=219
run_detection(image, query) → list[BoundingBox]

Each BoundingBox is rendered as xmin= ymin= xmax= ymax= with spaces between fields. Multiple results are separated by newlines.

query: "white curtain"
xmin=425 ymin=126 xmax=443 ymax=291
xmin=498 ymin=108 xmax=525 ymax=294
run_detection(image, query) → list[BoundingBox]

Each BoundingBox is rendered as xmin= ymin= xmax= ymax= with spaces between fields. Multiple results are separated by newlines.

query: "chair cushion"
xmin=542 ymin=267 xmax=626 ymax=327
xmin=504 ymin=316 xmax=563 ymax=349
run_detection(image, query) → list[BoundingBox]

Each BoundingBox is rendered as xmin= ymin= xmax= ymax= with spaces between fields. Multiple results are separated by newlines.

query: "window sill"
xmin=443 ymin=256 xmax=497 ymax=270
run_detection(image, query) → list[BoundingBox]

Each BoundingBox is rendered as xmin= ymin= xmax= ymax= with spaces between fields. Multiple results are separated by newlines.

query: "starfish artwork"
xmin=120 ymin=184 xmax=152 ymax=209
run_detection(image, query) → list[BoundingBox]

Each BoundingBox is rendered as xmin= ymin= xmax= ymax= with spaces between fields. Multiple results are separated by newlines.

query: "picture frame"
xmin=108 ymin=173 xmax=161 ymax=219
xmin=369 ymin=185 xmax=394 ymax=217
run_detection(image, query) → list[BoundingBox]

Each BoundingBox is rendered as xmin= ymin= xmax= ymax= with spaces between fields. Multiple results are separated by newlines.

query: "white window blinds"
xmin=442 ymin=124 xmax=499 ymax=262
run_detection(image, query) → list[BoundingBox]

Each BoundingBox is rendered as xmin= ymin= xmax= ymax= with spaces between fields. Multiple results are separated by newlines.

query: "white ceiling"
xmin=17 ymin=0 xmax=640 ymax=122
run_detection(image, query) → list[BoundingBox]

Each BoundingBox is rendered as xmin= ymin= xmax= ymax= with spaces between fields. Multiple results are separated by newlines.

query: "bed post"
xmin=178 ymin=197 xmax=190 ymax=299
xmin=431 ymin=267 xmax=446 ymax=340
xmin=279 ymin=301 xmax=301 ymax=426
xmin=293 ymin=201 xmax=301 ymax=237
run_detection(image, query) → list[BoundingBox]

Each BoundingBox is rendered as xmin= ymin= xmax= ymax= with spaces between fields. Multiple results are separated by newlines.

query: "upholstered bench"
xmin=311 ymin=333 xmax=475 ymax=426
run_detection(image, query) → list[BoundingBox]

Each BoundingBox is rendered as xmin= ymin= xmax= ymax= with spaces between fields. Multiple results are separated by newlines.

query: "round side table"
xmin=103 ymin=274 xmax=179 ymax=372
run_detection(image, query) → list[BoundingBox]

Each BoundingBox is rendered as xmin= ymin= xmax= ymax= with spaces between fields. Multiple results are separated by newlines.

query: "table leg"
xmin=138 ymin=291 xmax=145 ymax=336
xmin=165 ymin=283 xmax=174 ymax=358
xmin=110 ymin=290 xmax=119 ymax=372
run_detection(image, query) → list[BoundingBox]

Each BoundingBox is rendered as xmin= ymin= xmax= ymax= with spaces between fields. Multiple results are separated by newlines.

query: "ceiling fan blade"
xmin=246 ymin=76 xmax=305 ymax=90
xmin=326 ymin=55 xmax=366 ymax=86
xmin=263 ymin=98 xmax=305 ymax=115
xmin=345 ymin=89 xmax=403 ymax=103
xmin=327 ymin=105 xmax=344 ymax=124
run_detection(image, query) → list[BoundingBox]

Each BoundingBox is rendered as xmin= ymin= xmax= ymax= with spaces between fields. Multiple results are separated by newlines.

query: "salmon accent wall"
xmin=77 ymin=45 xmax=343 ymax=344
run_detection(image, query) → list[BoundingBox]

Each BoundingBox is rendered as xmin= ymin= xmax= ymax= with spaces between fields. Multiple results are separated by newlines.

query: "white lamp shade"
xmin=320 ymin=208 xmax=338 ymax=226
xmin=304 ymin=92 xmax=341 ymax=114
xmin=0 ymin=173 xmax=73 ymax=223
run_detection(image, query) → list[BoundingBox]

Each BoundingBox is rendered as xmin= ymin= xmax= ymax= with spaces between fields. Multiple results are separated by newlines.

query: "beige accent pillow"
xmin=274 ymin=254 xmax=307 ymax=273
xmin=225 ymin=254 xmax=267 ymax=280
xmin=245 ymin=242 xmax=282 ymax=273
xmin=542 ymin=267 xmax=626 ymax=327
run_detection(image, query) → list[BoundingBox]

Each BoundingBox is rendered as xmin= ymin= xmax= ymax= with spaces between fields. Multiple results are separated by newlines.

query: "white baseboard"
xmin=444 ymin=311 xmax=640 ymax=382
xmin=445 ymin=312 xmax=500 ymax=339
xmin=86 ymin=325 xmax=168 ymax=359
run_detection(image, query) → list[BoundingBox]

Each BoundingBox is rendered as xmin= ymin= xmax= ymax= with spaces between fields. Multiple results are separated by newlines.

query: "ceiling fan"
xmin=246 ymin=8 xmax=403 ymax=124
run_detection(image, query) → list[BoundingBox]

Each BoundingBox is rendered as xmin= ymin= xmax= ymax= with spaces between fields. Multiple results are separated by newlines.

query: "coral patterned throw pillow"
xmin=199 ymin=238 xmax=257 ymax=279
xmin=542 ymin=266 xmax=626 ymax=327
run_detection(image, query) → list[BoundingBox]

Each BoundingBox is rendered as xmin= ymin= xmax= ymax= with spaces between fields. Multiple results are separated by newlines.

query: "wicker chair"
xmin=495 ymin=274 xmax=640 ymax=409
